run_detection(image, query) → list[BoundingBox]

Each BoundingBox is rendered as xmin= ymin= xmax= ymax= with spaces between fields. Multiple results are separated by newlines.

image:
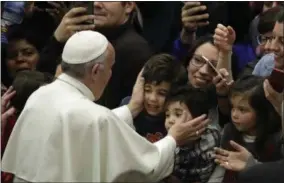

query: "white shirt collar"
xmin=57 ymin=73 xmax=95 ymax=101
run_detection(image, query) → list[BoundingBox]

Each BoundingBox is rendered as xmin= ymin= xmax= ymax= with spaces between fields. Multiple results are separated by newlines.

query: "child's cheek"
xmin=178 ymin=116 xmax=187 ymax=124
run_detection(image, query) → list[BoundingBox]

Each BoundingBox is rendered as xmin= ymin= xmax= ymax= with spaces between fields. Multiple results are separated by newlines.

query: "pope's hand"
xmin=128 ymin=68 xmax=145 ymax=118
xmin=168 ymin=114 xmax=209 ymax=146
xmin=54 ymin=7 xmax=95 ymax=43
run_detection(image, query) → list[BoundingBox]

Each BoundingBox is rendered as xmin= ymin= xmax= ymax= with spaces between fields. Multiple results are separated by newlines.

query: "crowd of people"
xmin=1 ymin=1 xmax=284 ymax=183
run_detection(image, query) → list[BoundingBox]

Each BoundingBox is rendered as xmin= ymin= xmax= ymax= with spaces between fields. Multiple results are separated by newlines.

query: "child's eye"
xmin=144 ymin=88 xmax=150 ymax=93
xmin=175 ymin=112 xmax=182 ymax=117
xmin=239 ymin=107 xmax=247 ymax=112
xmin=165 ymin=112 xmax=170 ymax=118
xmin=158 ymin=92 xmax=167 ymax=96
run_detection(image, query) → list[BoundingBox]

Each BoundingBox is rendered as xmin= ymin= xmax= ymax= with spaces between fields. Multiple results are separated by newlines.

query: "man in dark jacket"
xmin=93 ymin=2 xmax=153 ymax=109
xmin=36 ymin=2 xmax=153 ymax=109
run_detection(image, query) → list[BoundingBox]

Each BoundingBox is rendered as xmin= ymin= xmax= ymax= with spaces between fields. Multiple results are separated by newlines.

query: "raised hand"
xmin=1 ymin=86 xmax=16 ymax=114
xmin=213 ymin=68 xmax=234 ymax=96
xmin=54 ymin=7 xmax=95 ymax=43
xmin=214 ymin=24 xmax=236 ymax=53
xmin=128 ymin=68 xmax=145 ymax=118
xmin=214 ymin=141 xmax=252 ymax=172
xmin=263 ymin=79 xmax=282 ymax=115
xmin=1 ymin=86 xmax=17 ymax=133
xmin=181 ymin=2 xmax=209 ymax=32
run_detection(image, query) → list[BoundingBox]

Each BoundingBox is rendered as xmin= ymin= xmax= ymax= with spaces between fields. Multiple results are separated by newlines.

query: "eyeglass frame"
xmin=190 ymin=54 xmax=218 ymax=72
xmin=257 ymin=34 xmax=275 ymax=45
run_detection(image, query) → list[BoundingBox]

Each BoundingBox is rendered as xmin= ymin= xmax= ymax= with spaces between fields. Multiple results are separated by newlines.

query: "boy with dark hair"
xmin=120 ymin=53 xmax=187 ymax=142
xmin=164 ymin=85 xmax=220 ymax=183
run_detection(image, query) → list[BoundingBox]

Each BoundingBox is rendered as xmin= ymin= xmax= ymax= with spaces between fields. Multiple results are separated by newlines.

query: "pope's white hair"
xmin=61 ymin=50 xmax=108 ymax=79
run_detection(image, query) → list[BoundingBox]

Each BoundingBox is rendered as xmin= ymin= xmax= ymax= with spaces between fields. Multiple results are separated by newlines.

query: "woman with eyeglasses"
xmin=178 ymin=24 xmax=237 ymax=129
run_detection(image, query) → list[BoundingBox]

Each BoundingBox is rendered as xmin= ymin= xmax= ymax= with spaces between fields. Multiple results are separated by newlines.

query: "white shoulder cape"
xmin=2 ymin=74 xmax=176 ymax=182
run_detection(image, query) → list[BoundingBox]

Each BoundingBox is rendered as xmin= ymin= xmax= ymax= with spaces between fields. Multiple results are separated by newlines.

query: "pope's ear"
xmin=91 ymin=63 xmax=104 ymax=79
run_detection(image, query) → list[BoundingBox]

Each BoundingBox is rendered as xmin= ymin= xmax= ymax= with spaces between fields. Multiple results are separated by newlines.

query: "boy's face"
xmin=230 ymin=95 xmax=257 ymax=134
xmin=165 ymin=101 xmax=192 ymax=131
xmin=144 ymin=81 xmax=170 ymax=116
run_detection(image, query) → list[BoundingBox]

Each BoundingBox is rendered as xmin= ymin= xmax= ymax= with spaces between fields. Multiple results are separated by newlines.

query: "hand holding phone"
xmin=71 ymin=2 xmax=94 ymax=24
xmin=181 ymin=2 xmax=209 ymax=32
xmin=202 ymin=56 xmax=220 ymax=76
xmin=268 ymin=68 xmax=284 ymax=93
xmin=191 ymin=2 xmax=208 ymax=23
xmin=53 ymin=7 xmax=95 ymax=43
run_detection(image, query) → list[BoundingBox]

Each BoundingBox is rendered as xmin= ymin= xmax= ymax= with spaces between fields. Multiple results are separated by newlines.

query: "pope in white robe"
xmin=1 ymin=31 xmax=177 ymax=182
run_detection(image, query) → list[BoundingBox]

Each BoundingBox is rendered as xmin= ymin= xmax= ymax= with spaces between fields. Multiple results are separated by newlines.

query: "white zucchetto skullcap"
xmin=62 ymin=31 xmax=108 ymax=64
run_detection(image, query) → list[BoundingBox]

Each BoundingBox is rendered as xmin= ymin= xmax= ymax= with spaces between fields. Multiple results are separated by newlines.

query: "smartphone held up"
xmin=193 ymin=2 xmax=208 ymax=23
xmin=268 ymin=68 xmax=284 ymax=93
xmin=71 ymin=1 xmax=94 ymax=24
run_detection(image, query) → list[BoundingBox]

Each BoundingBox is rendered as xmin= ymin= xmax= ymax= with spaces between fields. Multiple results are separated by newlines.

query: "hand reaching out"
xmin=169 ymin=114 xmax=209 ymax=146
xmin=1 ymin=86 xmax=16 ymax=133
xmin=1 ymin=86 xmax=16 ymax=114
xmin=214 ymin=24 xmax=236 ymax=53
xmin=214 ymin=141 xmax=252 ymax=172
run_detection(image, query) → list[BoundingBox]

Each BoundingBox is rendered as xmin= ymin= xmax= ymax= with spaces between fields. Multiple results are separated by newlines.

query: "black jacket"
xmin=238 ymin=159 xmax=284 ymax=183
xmin=35 ymin=21 xmax=152 ymax=109
xmin=97 ymin=21 xmax=153 ymax=109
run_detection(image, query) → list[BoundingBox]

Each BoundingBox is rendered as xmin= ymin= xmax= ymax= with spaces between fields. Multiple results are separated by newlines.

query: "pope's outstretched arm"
xmin=98 ymin=107 xmax=176 ymax=182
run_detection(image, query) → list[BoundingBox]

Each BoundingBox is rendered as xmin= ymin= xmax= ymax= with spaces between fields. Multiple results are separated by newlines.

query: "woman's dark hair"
xmin=6 ymin=24 xmax=45 ymax=51
xmin=10 ymin=71 xmax=54 ymax=114
xmin=166 ymin=85 xmax=210 ymax=118
xmin=227 ymin=75 xmax=281 ymax=154
xmin=258 ymin=6 xmax=282 ymax=34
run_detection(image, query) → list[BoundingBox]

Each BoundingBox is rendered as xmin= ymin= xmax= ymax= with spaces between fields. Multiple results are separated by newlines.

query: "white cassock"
xmin=1 ymin=73 xmax=176 ymax=182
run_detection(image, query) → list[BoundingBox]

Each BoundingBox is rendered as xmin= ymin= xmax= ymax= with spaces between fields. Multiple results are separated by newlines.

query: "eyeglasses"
xmin=257 ymin=35 xmax=284 ymax=46
xmin=257 ymin=35 xmax=274 ymax=45
xmin=191 ymin=54 xmax=217 ymax=73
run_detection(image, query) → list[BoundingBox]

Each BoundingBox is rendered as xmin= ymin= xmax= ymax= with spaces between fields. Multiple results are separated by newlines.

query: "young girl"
xmin=164 ymin=85 xmax=221 ymax=183
xmin=209 ymin=75 xmax=282 ymax=183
